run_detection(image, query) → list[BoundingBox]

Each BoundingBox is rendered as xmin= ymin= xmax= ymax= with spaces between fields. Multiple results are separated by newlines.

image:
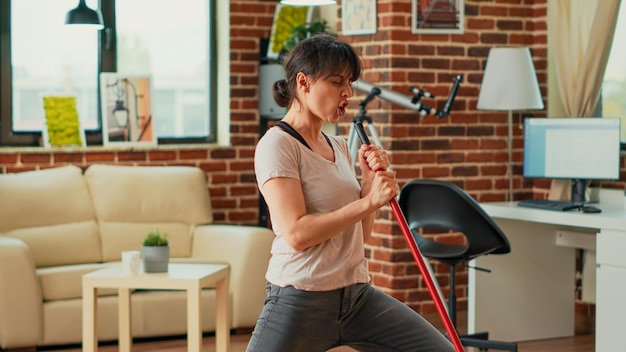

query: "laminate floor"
xmin=43 ymin=333 xmax=594 ymax=352
xmin=42 ymin=311 xmax=595 ymax=352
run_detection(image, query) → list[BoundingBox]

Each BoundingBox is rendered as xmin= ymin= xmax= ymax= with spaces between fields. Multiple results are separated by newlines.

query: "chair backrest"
xmin=398 ymin=179 xmax=510 ymax=261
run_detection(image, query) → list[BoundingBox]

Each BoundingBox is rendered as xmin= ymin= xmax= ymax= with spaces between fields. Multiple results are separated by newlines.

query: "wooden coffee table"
xmin=82 ymin=263 xmax=230 ymax=352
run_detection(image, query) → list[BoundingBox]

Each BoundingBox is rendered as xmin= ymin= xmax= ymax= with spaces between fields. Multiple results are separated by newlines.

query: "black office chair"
xmin=398 ymin=179 xmax=518 ymax=352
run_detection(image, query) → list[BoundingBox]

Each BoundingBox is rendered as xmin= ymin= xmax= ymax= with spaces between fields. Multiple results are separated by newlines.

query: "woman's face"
xmin=300 ymin=72 xmax=353 ymax=124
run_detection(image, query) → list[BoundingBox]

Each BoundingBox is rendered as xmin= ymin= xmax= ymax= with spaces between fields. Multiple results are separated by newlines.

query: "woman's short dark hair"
xmin=272 ymin=34 xmax=362 ymax=108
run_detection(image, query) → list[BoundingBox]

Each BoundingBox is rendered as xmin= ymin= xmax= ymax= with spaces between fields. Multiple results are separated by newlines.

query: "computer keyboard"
xmin=517 ymin=199 xmax=582 ymax=211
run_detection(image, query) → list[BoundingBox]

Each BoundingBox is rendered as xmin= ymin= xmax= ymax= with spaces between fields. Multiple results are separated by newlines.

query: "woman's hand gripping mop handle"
xmin=355 ymin=122 xmax=465 ymax=352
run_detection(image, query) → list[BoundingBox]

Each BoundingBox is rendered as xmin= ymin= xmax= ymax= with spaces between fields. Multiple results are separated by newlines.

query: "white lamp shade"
xmin=477 ymin=47 xmax=544 ymax=111
xmin=280 ymin=0 xmax=336 ymax=5
xmin=113 ymin=109 xmax=129 ymax=128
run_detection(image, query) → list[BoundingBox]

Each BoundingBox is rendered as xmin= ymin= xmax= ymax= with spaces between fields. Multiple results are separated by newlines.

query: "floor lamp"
xmin=477 ymin=47 xmax=544 ymax=201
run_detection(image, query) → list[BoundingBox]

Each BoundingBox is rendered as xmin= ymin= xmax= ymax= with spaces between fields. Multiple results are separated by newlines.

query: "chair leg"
xmin=449 ymin=264 xmax=457 ymax=326
xmin=465 ymin=331 xmax=489 ymax=340
xmin=460 ymin=336 xmax=518 ymax=351
xmin=445 ymin=263 xmax=517 ymax=352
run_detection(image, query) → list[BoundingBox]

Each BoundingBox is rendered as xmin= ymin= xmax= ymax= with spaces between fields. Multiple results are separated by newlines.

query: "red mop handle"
xmin=355 ymin=122 xmax=464 ymax=352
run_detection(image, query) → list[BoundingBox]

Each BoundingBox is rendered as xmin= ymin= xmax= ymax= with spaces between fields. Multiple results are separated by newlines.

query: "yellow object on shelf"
xmin=43 ymin=96 xmax=84 ymax=147
xmin=267 ymin=5 xmax=313 ymax=58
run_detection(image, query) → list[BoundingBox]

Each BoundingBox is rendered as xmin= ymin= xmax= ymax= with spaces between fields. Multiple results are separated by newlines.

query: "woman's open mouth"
xmin=338 ymin=102 xmax=348 ymax=117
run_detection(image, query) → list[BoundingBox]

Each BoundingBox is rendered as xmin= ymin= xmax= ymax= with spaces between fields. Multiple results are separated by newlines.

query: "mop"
xmin=354 ymin=122 xmax=465 ymax=352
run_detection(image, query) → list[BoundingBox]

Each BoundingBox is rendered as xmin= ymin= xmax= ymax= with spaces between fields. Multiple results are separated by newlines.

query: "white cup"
xmin=122 ymin=250 xmax=141 ymax=275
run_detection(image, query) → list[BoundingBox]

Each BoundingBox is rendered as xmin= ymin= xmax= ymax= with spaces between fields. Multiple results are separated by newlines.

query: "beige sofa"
xmin=0 ymin=164 xmax=274 ymax=350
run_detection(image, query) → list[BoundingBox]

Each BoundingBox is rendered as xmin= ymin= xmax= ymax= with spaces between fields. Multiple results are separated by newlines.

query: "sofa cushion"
xmin=38 ymin=263 xmax=117 ymax=301
xmin=84 ymin=164 xmax=213 ymax=262
xmin=0 ymin=165 xmax=96 ymax=231
xmin=5 ymin=222 xmax=102 ymax=268
xmin=0 ymin=165 xmax=102 ymax=267
xmin=84 ymin=164 xmax=214 ymax=224
xmin=98 ymin=223 xmax=193 ymax=261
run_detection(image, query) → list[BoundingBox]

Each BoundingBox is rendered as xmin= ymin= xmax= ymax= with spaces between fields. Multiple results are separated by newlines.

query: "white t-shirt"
xmin=255 ymin=126 xmax=369 ymax=291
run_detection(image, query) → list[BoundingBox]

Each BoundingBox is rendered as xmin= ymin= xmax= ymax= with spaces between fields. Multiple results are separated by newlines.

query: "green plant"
xmin=142 ymin=230 xmax=169 ymax=246
xmin=283 ymin=19 xmax=336 ymax=52
xmin=270 ymin=5 xmax=311 ymax=55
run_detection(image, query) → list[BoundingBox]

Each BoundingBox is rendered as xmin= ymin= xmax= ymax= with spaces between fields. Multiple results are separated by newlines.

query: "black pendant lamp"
xmin=65 ymin=0 xmax=104 ymax=29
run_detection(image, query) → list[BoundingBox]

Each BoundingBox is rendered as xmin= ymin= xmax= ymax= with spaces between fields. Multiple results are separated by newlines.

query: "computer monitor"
xmin=523 ymin=117 xmax=621 ymax=203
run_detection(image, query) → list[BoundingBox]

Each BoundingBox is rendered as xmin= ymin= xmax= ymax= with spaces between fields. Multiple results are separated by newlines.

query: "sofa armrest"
xmin=0 ymin=237 xmax=43 ymax=349
xmin=191 ymin=224 xmax=274 ymax=329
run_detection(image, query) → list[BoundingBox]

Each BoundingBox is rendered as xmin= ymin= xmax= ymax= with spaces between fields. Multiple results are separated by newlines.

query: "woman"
xmin=248 ymin=34 xmax=454 ymax=352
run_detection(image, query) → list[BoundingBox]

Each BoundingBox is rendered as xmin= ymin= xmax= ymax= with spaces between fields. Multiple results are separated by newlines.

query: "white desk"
xmin=473 ymin=200 xmax=626 ymax=351
xmin=82 ymin=263 xmax=230 ymax=352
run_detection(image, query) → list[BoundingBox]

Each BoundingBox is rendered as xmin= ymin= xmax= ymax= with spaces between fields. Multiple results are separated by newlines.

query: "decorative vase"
xmin=141 ymin=245 xmax=170 ymax=273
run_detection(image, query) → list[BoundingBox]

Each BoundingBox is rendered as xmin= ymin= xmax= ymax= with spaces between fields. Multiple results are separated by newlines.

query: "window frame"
xmin=0 ymin=0 xmax=218 ymax=147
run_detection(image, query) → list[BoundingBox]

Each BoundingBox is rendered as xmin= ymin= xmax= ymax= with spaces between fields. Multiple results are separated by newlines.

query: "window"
xmin=0 ymin=0 xmax=217 ymax=146
xmin=602 ymin=0 xmax=626 ymax=146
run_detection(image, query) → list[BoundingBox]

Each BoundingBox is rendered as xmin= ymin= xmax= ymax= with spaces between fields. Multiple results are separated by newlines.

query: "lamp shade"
xmin=477 ymin=47 xmax=544 ymax=111
xmin=280 ymin=0 xmax=337 ymax=5
xmin=65 ymin=0 xmax=104 ymax=29
xmin=112 ymin=100 xmax=129 ymax=128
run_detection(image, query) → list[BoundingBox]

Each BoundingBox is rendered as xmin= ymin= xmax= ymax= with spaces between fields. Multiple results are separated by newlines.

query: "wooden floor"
xmin=41 ymin=311 xmax=595 ymax=352
xmin=41 ymin=333 xmax=594 ymax=352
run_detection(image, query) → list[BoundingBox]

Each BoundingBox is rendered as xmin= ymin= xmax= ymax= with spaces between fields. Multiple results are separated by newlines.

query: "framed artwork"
xmin=342 ymin=0 xmax=377 ymax=35
xmin=100 ymin=73 xmax=156 ymax=147
xmin=42 ymin=95 xmax=86 ymax=147
xmin=267 ymin=5 xmax=314 ymax=59
xmin=412 ymin=0 xmax=465 ymax=35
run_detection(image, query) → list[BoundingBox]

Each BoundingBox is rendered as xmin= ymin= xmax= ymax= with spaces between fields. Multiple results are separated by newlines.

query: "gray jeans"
xmin=245 ymin=282 xmax=455 ymax=352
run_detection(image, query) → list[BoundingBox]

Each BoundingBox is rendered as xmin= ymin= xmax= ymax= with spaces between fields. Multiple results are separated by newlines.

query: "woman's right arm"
xmin=262 ymin=168 xmax=397 ymax=252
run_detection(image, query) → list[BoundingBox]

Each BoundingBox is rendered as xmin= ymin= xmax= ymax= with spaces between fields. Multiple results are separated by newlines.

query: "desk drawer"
xmin=598 ymin=229 xmax=626 ymax=267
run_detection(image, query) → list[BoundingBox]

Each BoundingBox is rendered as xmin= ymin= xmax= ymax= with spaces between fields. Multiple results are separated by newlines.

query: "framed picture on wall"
xmin=412 ymin=0 xmax=465 ymax=35
xmin=267 ymin=5 xmax=314 ymax=59
xmin=41 ymin=95 xmax=86 ymax=148
xmin=100 ymin=73 xmax=156 ymax=147
xmin=342 ymin=0 xmax=377 ymax=35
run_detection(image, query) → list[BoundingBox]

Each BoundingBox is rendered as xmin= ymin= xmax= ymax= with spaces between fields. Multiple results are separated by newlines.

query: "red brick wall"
xmin=2 ymin=0 xmax=624 ymax=317
xmin=337 ymin=0 xmax=551 ymax=314
xmin=336 ymin=0 xmax=623 ymax=316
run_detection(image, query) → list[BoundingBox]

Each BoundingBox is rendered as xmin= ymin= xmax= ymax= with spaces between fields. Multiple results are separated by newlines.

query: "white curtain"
xmin=546 ymin=0 xmax=621 ymax=199
xmin=548 ymin=0 xmax=621 ymax=116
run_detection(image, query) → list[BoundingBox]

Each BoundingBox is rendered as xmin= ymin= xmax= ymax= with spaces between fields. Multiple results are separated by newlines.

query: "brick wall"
xmin=2 ymin=0 xmax=624 ymax=317
xmin=334 ymin=0 xmax=624 ymax=316
xmin=337 ymin=0 xmax=552 ymax=314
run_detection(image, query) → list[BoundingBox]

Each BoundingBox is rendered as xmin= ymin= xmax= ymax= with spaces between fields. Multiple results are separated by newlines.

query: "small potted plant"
xmin=141 ymin=230 xmax=169 ymax=273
